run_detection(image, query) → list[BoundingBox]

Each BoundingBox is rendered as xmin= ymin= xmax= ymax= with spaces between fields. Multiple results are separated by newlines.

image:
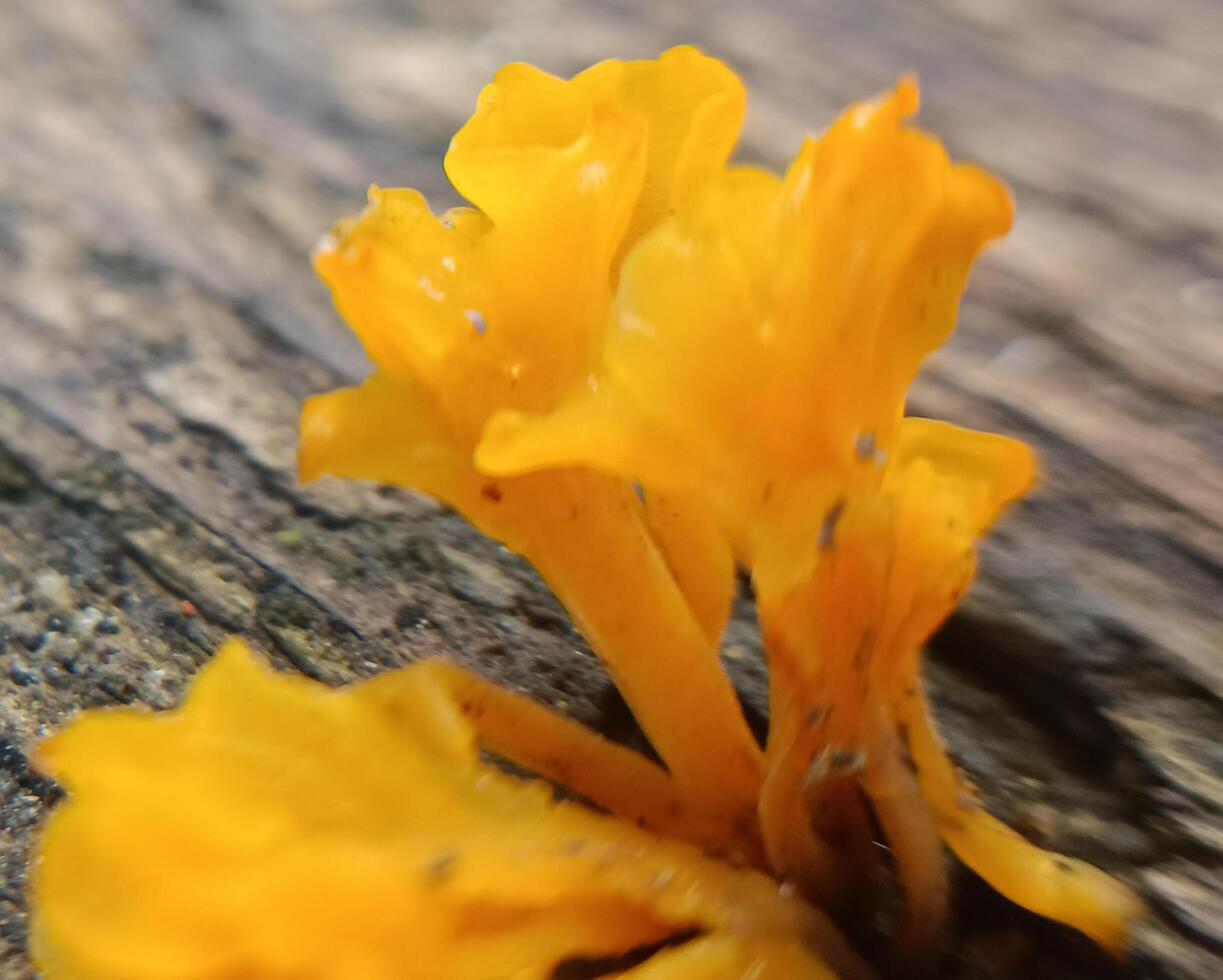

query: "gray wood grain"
xmin=1 ymin=1 xmax=1219 ymax=976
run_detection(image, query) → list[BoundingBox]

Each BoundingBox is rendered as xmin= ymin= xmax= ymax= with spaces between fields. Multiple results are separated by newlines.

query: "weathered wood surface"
xmin=1 ymin=0 xmax=1220 ymax=977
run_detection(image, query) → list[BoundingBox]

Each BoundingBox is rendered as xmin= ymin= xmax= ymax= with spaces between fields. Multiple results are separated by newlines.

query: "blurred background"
xmin=0 ymin=1 xmax=1220 ymax=978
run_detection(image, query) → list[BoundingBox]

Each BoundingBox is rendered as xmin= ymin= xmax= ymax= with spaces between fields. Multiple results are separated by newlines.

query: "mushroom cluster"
xmin=31 ymin=48 xmax=1141 ymax=978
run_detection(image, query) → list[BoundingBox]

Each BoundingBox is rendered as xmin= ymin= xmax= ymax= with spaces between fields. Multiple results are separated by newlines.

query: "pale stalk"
xmin=516 ymin=473 xmax=765 ymax=855
xmin=419 ymin=660 xmax=759 ymax=859
xmin=895 ymin=675 xmax=1143 ymax=955
xmin=859 ymin=707 xmax=947 ymax=952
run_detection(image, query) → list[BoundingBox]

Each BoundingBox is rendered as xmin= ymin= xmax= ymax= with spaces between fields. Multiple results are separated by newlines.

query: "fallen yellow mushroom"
xmin=32 ymin=639 xmax=867 ymax=980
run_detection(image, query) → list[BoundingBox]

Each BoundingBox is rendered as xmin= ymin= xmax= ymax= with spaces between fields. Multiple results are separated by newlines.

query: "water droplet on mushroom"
xmin=578 ymin=160 xmax=608 ymax=192
xmin=418 ymin=275 xmax=445 ymax=302
xmin=465 ymin=309 xmax=487 ymax=335
xmin=619 ymin=311 xmax=655 ymax=336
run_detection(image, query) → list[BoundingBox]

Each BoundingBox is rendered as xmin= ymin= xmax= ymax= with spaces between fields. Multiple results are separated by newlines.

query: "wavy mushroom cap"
xmin=478 ymin=78 xmax=1017 ymax=583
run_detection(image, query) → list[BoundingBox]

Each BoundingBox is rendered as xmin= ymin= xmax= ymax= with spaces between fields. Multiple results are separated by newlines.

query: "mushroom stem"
xmin=518 ymin=475 xmax=765 ymax=840
xmin=860 ymin=711 xmax=948 ymax=952
xmin=896 ymin=679 xmax=1144 ymax=955
xmin=642 ymin=491 xmax=736 ymax=647
xmin=758 ymin=682 xmax=856 ymax=903
xmin=419 ymin=660 xmax=762 ymax=861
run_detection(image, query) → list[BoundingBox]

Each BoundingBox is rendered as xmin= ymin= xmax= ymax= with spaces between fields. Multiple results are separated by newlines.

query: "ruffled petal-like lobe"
xmin=299 ymin=371 xmax=486 ymax=518
xmin=315 ymin=47 xmax=748 ymax=468
xmin=869 ymin=418 xmax=1037 ymax=678
xmin=32 ymin=640 xmax=856 ymax=980
xmin=446 ymin=46 xmax=745 ymax=257
xmin=620 ymin=935 xmax=838 ymax=979
xmin=478 ymin=80 xmax=1013 ymax=563
xmin=313 ymin=190 xmax=490 ymax=390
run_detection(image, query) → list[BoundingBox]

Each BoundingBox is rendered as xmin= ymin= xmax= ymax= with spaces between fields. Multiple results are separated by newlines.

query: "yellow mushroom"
xmin=27 ymin=49 xmax=1145 ymax=978
xmin=301 ymin=48 xmax=765 ymax=849
xmin=479 ymin=75 xmax=1143 ymax=951
xmin=31 ymin=640 xmax=867 ymax=980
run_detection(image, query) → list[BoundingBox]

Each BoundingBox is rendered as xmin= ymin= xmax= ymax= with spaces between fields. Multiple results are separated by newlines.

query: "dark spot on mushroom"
xmin=818 ymin=497 xmax=847 ymax=551
xmin=896 ymin=738 xmax=918 ymax=775
xmin=853 ymin=631 xmax=874 ymax=670
xmin=828 ymin=748 xmax=865 ymax=773
xmin=422 ymin=851 xmax=459 ymax=885
xmin=481 ymin=482 xmax=503 ymax=503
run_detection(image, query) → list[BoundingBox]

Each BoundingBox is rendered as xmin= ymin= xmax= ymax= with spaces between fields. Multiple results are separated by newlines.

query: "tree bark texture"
xmin=1 ymin=1 xmax=1220 ymax=977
